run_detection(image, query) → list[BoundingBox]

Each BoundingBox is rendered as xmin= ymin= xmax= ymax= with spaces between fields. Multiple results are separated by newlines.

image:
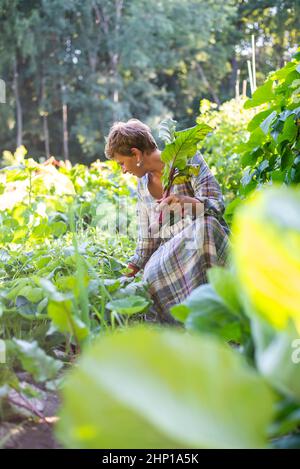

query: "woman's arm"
xmin=189 ymin=151 xmax=225 ymax=218
xmin=128 ymin=194 xmax=161 ymax=272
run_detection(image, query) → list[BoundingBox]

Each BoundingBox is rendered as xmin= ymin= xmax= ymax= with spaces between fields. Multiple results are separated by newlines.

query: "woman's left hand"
xmin=155 ymin=195 xmax=203 ymax=217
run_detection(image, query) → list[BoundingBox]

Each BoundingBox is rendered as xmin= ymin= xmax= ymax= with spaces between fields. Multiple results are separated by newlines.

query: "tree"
xmin=0 ymin=0 xmax=298 ymax=162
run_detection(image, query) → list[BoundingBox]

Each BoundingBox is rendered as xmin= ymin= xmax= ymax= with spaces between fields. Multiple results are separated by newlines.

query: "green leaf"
xmin=271 ymin=119 xmax=285 ymax=141
xmin=272 ymin=61 xmax=296 ymax=80
xmin=277 ymin=115 xmax=298 ymax=144
xmin=272 ymin=434 xmax=300 ymax=449
xmin=5 ymin=279 xmax=31 ymax=300
xmin=39 ymin=278 xmax=72 ymax=302
xmin=48 ymin=299 xmax=89 ymax=342
xmin=293 ymin=51 xmax=300 ymax=61
xmin=15 ymin=296 xmax=38 ymax=317
xmin=17 ymin=286 xmax=44 ymax=303
xmin=102 ymin=279 xmax=121 ymax=293
xmin=281 ymin=147 xmax=294 ymax=171
xmin=278 ymin=109 xmax=295 ymax=121
xmin=31 ymin=221 xmax=50 ymax=239
xmin=183 ymin=284 xmax=242 ymax=342
xmin=241 ymin=149 xmax=261 ymax=168
xmin=247 ymin=109 xmax=277 ymax=132
xmin=170 ymin=304 xmax=190 ymax=322
xmin=12 ymin=227 xmax=29 ymax=243
xmin=260 ymin=111 xmax=277 ymax=134
xmin=270 ymin=406 xmax=300 ymax=438
xmin=35 ymin=255 xmax=52 ymax=269
xmin=224 ymin=197 xmax=243 ymax=218
xmin=161 ymin=124 xmax=212 ymax=189
xmin=241 ymin=168 xmax=253 ymax=187
xmin=158 ymin=118 xmax=177 ymax=144
xmin=244 ymin=80 xmax=274 ymax=109
xmin=242 ymin=180 xmax=258 ymax=196
xmin=12 ymin=339 xmax=63 ymax=382
xmin=50 ymin=221 xmax=67 ymax=237
xmin=57 ymin=327 xmax=274 ymax=449
xmin=257 ymin=159 xmax=269 ymax=175
xmin=172 ymin=175 xmax=191 ymax=184
xmin=207 ymin=267 xmax=242 ymax=316
xmin=37 ymin=297 xmax=48 ymax=314
xmin=106 ymin=295 xmax=149 ymax=315
xmin=187 ymin=311 xmax=242 ymax=343
xmin=252 ymin=318 xmax=300 ymax=401
xmin=0 ymin=249 xmax=10 ymax=262
xmin=232 ymin=187 xmax=300 ymax=337
xmin=271 ymin=170 xmax=285 ymax=183
xmin=238 ymin=127 xmax=265 ymax=155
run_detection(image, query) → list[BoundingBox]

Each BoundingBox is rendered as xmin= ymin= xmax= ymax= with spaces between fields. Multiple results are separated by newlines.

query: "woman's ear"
xmin=130 ymin=147 xmax=142 ymax=158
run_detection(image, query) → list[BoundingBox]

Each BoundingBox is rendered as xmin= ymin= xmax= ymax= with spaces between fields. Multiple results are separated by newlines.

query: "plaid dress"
xmin=129 ymin=152 xmax=230 ymax=324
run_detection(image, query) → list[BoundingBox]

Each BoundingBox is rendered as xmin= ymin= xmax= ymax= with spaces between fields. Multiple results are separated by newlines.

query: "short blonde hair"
xmin=105 ymin=119 xmax=157 ymax=159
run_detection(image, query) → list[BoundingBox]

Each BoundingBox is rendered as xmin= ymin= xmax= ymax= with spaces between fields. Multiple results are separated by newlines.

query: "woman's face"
xmin=113 ymin=150 xmax=146 ymax=178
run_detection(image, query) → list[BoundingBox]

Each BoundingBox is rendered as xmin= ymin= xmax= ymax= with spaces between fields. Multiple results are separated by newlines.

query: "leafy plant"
xmin=0 ymin=338 xmax=63 ymax=422
xmin=231 ymin=186 xmax=300 ymax=402
xmin=171 ymin=271 xmax=250 ymax=345
xmin=0 ymin=153 xmax=150 ymax=426
xmin=154 ymin=118 xmax=212 ymax=228
xmin=232 ymin=187 xmax=300 ymax=335
xmin=57 ymin=326 xmax=274 ymax=449
xmin=238 ymin=50 xmax=300 ymax=195
xmin=159 ymin=118 xmax=212 ymax=194
xmin=196 ymin=98 xmax=257 ymax=206
xmin=170 ymin=185 xmax=300 ymax=442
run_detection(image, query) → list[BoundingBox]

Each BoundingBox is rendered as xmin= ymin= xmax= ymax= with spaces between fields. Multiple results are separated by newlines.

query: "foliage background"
xmin=0 ymin=0 xmax=299 ymax=163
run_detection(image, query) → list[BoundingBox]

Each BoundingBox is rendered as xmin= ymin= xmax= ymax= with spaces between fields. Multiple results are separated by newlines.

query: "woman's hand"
xmin=155 ymin=194 xmax=203 ymax=218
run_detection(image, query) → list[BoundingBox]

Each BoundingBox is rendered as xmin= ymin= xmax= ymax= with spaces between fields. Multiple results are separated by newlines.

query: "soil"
xmin=0 ymin=389 xmax=62 ymax=449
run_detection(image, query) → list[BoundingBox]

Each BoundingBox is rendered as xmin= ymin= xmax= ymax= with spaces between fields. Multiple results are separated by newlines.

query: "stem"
xmin=111 ymin=311 xmax=115 ymax=330
xmin=92 ymin=305 xmax=108 ymax=330
xmin=111 ymin=310 xmax=123 ymax=328
xmin=69 ymin=205 xmax=90 ymax=329
xmin=28 ymin=170 xmax=32 ymax=207
xmin=158 ymin=168 xmax=176 ymax=225
xmin=64 ymin=303 xmax=81 ymax=355
xmin=8 ymin=392 xmax=50 ymax=426
xmin=13 ymin=56 xmax=23 ymax=148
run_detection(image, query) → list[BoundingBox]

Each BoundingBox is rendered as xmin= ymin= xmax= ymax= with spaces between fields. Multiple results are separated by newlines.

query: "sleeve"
xmin=128 ymin=189 xmax=161 ymax=270
xmin=190 ymin=151 xmax=225 ymax=218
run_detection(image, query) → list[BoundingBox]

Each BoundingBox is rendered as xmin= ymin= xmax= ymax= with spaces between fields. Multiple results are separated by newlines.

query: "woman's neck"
xmin=147 ymin=149 xmax=164 ymax=179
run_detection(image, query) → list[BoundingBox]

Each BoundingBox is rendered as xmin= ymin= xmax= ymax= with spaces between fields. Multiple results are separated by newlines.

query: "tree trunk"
xmin=13 ymin=57 xmax=23 ymax=148
xmin=196 ymin=63 xmax=220 ymax=105
xmin=0 ymin=78 xmax=5 ymax=103
xmin=111 ymin=0 xmax=124 ymax=120
xmin=43 ymin=115 xmax=50 ymax=159
xmin=95 ymin=1 xmax=124 ymax=120
xmin=229 ymin=54 xmax=238 ymax=99
xmin=61 ymin=81 xmax=69 ymax=161
xmin=41 ymin=76 xmax=50 ymax=159
xmin=235 ymin=69 xmax=240 ymax=99
xmin=242 ymin=79 xmax=247 ymax=97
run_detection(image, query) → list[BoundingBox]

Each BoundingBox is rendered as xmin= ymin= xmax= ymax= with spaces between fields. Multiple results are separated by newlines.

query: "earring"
xmin=137 ymin=161 xmax=143 ymax=167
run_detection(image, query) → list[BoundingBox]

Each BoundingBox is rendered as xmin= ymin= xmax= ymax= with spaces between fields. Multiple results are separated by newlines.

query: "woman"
xmin=105 ymin=119 xmax=230 ymax=324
